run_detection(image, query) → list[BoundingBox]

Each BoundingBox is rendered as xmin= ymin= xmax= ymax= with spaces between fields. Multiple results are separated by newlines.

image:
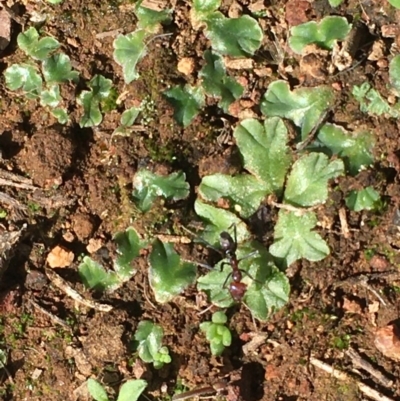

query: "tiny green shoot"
xmin=345 ymin=187 xmax=381 ymax=211
xmin=132 ymin=169 xmax=190 ymax=212
xmin=132 ymin=320 xmax=172 ymax=369
xmin=200 ymin=311 xmax=232 ymax=356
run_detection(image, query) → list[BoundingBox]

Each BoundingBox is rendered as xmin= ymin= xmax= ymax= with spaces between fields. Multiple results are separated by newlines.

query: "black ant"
xmin=185 ymin=225 xmax=259 ymax=302
xmin=217 ymin=226 xmax=258 ymax=302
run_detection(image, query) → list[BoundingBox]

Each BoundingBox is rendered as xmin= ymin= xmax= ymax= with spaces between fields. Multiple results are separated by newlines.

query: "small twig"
xmin=172 ymin=381 xmax=227 ymax=401
xmin=310 ymin=357 xmax=395 ymax=401
xmin=296 ymin=109 xmax=330 ymax=152
xmin=346 ymin=347 xmax=393 ymax=388
xmin=28 ymin=299 xmax=71 ymax=330
xmin=269 ymin=200 xmax=319 ymax=214
xmin=95 ymin=28 xmax=123 ymax=39
xmin=338 ymin=207 xmax=350 ymax=239
xmin=0 ymin=177 xmax=37 ymax=191
xmin=45 ymin=269 xmax=112 ymax=312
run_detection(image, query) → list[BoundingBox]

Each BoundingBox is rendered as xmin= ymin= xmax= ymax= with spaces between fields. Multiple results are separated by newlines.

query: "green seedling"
xmin=164 ymin=84 xmax=205 ymax=127
xmin=135 ymin=0 xmax=172 ymax=31
xmin=195 ymin=202 xmax=290 ymax=321
xmin=113 ymin=106 xmax=142 ymax=136
xmin=198 ymin=116 xmax=344 ymax=269
xmin=78 ymin=74 xmax=113 ymax=127
xmin=87 ymin=378 xmax=147 ymax=401
xmin=345 ymin=187 xmax=381 ymax=212
xmin=79 ymin=227 xmax=144 ymax=292
xmin=132 ymin=169 xmax=190 ymax=212
xmin=17 ymin=27 xmax=60 ymax=60
xmin=4 ymin=27 xmax=79 ymax=123
xmin=389 ymin=0 xmax=400 ymax=8
xmin=261 ymin=80 xmax=335 ymax=140
xmin=313 ymin=124 xmax=374 ymax=176
xmin=288 ymin=16 xmax=351 ymax=54
xmin=352 ymin=82 xmax=400 ymax=118
xmin=132 ymin=320 xmax=172 ymax=369
xmin=200 ymin=311 xmax=232 ymax=356
xmin=192 ymin=1 xmax=262 ymax=57
xmin=199 ymin=50 xmax=243 ymax=113
xmin=113 ymin=3 xmax=171 ymax=83
xmin=149 ymin=239 xmax=196 ymax=303
xmin=113 ymin=30 xmax=147 ymax=84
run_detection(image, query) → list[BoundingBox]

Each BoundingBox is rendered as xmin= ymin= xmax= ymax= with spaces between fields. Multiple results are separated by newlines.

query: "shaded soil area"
xmin=1 ymin=1 xmax=400 ymax=401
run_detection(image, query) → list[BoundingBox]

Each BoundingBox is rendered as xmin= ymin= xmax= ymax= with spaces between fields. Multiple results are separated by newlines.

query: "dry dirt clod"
xmin=374 ymin=323 xmax=400 ymax=362
xmin=18 ymin=126 xmax=75 ymax=188
xmin=0 ymin=8 xmax=11 ymax=53
xmin=46 ymin=245 xmax=74 ymax=268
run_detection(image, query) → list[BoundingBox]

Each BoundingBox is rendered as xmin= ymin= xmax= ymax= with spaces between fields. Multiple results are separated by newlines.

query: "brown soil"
xmin=1 ymin=1 xmax=400 ymax=401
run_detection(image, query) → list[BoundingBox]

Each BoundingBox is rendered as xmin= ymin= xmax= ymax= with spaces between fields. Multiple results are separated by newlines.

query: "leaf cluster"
xmin=132 ymin=320 xmax=172 ymax=369
xmin=198 ymin=80 xmax=375 ymax=271
xmin=4 ymin=27 xmax=117 ymax=127
xmin=199 ymin=311 xmax=232 ymax=356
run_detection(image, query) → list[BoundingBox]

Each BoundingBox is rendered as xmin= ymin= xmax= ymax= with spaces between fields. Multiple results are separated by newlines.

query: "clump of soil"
xmin=18 ymin=125 xmax=75 ymax=187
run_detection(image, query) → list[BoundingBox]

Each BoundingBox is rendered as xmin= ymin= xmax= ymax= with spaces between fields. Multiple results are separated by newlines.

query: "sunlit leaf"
xmin=87 ymin=379 xmax=109 ymax=401
xmin=117 ymin=380 xmax=147 ymax=401
xmin=269 ymin=210 xmax=329 ymax=268
xmin=315 ymin=124 xmax=374 ymax=175
xmin=199 ymin=50 xmax=243 ymax=112
xmin=164 ymin=84 xmax=205 ymax=127
xmin=199 ymin=174 xmax=268 ymax=218
xmin=149 ymin=239 xmax=196 ymax=303
xmin=261 ymin=80 xmax=335 ymax=140
xmin=205 ymin=12 xmax=263 ymax=57
xmin=18 ymin=27 xmax=60 ymax=60
xmin=113 ymin=30 xmax=147 ymax=83
xmin=40 ymin=84 xmax=61 ymax=107
xmin=42 ymin=54 xmax=79 ymax=83
xmin=234 ymin=117 xmax=291 ymax=193
xmin=345 ymin=187 xmax=381 ymax=211
xmin=194 ymin=200 xmax=250 ymax=246
xmin=4 ymin=63 xmax=42 ymax=99
xmin=78 ymin=256 xmax=119 ymax=291
xmin=289 ymin=16 xmax=351 ymax=54
xmin=132 ymin=169 xmax=190 ymax=212
xmin=284 ymin=153 xmax=344 ymax=207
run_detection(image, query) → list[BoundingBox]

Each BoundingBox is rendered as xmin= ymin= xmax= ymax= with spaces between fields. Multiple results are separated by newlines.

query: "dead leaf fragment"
xmin=374 ymin=324 xmax=400 ymax=362
xmin=47 ymin=246 xmax=74 ymax=268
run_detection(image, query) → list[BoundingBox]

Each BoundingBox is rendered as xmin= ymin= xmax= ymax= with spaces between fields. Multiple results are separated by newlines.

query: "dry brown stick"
xmin=28 ymin=299 xmax=71 ymax=330
xmin=310 ymin=357 xmax=394 ymax=401
xmin=45 ymin=269 xmax=113 ymax=312
xmin=0 ymin=177 xmax=37 ymax=190
xmin=346 ymin=347 xmax=393 ymax=388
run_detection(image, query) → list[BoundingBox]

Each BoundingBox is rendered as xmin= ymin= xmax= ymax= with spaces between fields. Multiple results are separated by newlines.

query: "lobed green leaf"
xmin=269 ymin=210 xmax=330 ymax=268
xmin=164 ymin=84 xmax=205 ymax=127
xmin=261 ymin=81 xmax=335 ymax=140
xmin=149 ymin=239 xmax=196 ymax=303
xmin=288 ymin=16 xmax=351 ymax=54
xmin=284 ymin=153 xmax=344 ymax=207
xmin=113 ymin=30 xmax=147 ymax=83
